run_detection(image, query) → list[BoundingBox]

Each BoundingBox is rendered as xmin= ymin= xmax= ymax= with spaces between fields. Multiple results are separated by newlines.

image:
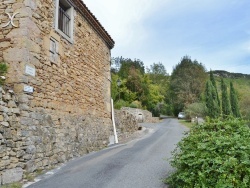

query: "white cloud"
xmin=83 ymin=0 xmax=250 ymax=74
xmin=84 ymin=0 xmax=168 ymax=45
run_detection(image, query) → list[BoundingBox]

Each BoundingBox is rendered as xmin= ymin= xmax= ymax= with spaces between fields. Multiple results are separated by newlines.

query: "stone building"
xmin=0 ymin=0 xmax=114 ymax=184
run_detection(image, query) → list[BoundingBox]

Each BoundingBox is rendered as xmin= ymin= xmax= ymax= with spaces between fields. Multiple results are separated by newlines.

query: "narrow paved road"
xmin=27 ymin=118 xmax=188 ymax=188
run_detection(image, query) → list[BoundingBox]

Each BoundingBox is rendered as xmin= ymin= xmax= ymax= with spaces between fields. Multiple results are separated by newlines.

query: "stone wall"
xmin=121 ymin=107 xmax=160 ymax=123
xmin=114 ymin=109 xmax=139 ymax=142
xmin=0 ymin=88 xmax=112 ymax=185
xmin=0 ymin=0 xmax=114 ymax=185
xmin=1 ymin=0 xmax=112 ymax=118
xmin=114 ymin=108 xmax=159 ymax=143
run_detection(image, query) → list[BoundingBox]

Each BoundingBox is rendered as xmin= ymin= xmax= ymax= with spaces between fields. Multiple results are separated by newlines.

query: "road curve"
xmin=26 ymin=118 xmax=188 ymax=188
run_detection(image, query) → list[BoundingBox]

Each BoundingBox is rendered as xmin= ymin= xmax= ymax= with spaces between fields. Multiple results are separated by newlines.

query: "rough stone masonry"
xmin=0 ymin=0 xmax=116 ymax=184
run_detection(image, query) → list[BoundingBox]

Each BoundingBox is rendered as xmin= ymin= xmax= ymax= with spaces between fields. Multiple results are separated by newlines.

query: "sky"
xmin=83 ymin=0 xmax=250 ymax=74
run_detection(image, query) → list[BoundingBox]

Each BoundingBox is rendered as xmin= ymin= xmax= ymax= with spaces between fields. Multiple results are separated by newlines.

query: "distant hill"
xmin=212 ymin=70 xmax=250 ymax=79
xmin=211 ymin=70 xmax=250 ymax=120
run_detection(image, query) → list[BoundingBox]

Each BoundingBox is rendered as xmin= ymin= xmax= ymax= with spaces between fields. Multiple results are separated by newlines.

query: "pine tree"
xmin=230 ymin=81 xmax=241 ymax=118
xmin=205 ymin=80 xmax=220 ymax=118
xmin=221 ymin=79 xmax=231 ymax=117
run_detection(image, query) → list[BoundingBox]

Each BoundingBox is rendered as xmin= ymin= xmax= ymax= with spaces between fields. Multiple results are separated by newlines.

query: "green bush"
xmin=185 ymin=102 xmax=206 ymax=118
xmin=166 ymin=118 xmax=250 ymax=188
xmin=114 ymin=99 xmax=129 ymax=109
xmin=0 ymin=62 xmax=8 ymax=86
xmin=129 ymin=100 xmax=142 ymax=109
xmin=1 ymin=182 xmax=22 ymax=188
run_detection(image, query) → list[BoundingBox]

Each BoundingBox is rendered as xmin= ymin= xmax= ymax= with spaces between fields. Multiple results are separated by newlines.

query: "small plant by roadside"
xmin=24 ymin=168 xmax=45 ymax=182
xmin=1 ymin=182 xmax=22 ymax=188
xmin=166 ymin=117 xmax=250 ymax=188
xmin=0 ymin=62 xmax=8 ymax=86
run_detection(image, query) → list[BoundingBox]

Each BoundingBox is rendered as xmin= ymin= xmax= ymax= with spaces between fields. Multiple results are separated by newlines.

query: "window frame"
xmin=55 ymin=0 xmax=74 ymax=43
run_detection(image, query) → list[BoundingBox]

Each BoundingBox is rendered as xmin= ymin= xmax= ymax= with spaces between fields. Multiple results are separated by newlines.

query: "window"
xmin=50 ymin=37 xmax=58 ymax=63
xmin=55 ymin=0 xmax=74 ymax=43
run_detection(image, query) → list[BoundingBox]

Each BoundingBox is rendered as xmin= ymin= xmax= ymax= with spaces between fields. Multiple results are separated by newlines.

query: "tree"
xmin=111 ymin=73 xmax=120 ymax=101
xmin=210 ymin=70 xmax=220 ymax=107
xmin=147 ymin=62 xmax=168 ymax=84
xmin=111 ymin=56 xmax=123 ymax=73
xmin=204 ymin=71 xmax=221 ymax=118
xmin=147 ymin=62 xmax=169 ymax=101
xmin=230 ymin=81 xmax=241 ymax=118
xmin=185 ymin=102 xmax=206 ymax=118
xmin=169 ymin=56 xmax=207 ymax=115
xmin=118 ymin=58 xmax=145 ymax=79
xmin=221 ymin=79 xmax=231 ymax=117
xmin=205 ymin=80 xmax=220 ymax=118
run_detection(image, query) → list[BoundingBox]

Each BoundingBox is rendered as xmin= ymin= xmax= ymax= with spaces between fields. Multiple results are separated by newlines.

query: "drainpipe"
xmin=111 ymin=98 xmax=118 ymax=144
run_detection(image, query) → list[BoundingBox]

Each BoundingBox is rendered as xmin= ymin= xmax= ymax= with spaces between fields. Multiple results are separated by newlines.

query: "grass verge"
xmin=1 ymin=182 xmax=22 ymax=188
xmin=178 ymin=119 xmax=195 ymax=128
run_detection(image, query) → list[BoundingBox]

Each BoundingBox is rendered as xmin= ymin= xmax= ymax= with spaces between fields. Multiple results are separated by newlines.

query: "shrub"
xmin=185 ymin=102 xmax=206 ymax=118
xmin=166 ymin=118 xmax=250 ymax=188
xmin=114 ymin=99 xmax=129 ymax=109
xmin=129 ymin=100 xmax=142 ymax=109
xmin=0 ymin=62 xmax=8 ymax=86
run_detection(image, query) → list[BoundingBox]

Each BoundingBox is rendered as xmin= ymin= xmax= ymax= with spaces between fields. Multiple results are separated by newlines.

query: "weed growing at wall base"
xmin=165 ymin=118 xmax=250 ymax=188
xmin=0 ymin=62 xmax=8 ymax=86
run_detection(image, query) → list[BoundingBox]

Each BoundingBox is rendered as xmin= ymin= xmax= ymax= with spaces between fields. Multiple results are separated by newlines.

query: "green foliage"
xmin=111 ymin=73 xmax=120 ymax=100
xmin=210 ymin=70 xmax=220 ymax=107
xmin=160 ymin=103 xmax=174 ymax=116
xmin=169 ymin=56 xmax=207 ymax=115
xmin=230 ymin=82 xmax=241 ymax=118
xmin=1 ymin=182 xmax=22 ymax=188
xmin=117 ymin=57 xmax=145 ymax=79
xmin=147 ymin=62 xmax=168 ymax=84
xmin=221 ymin=79 xmax=232 ymax=118
xmin=111 ymin=57 xmax=169 ymax=113
xmin=0 ymin=62 xmax=8 ymax=86
xmin=212 ymin=76 xmax=250 ymax=121
xmin=129 ymin=101 xmax=142 ymax=109
xmin=240 ymin=97 xmax=250 ymax=121
xmin=126 ymin=67 xmax=148 ymax=101
xmin=166 ymin=118 xmax=250 ymax=188
xmin=185 ymin=102 xmax=206 ymax=118
xmin=147 ymin=84 xmax=164 ymax=106
xmin=114 ymin=99 xmax=130 ymax=109
xmin=205 ymin=80 xmax=220 ymax=118
xmin=111 ymin=56 xmax=122 ymax=73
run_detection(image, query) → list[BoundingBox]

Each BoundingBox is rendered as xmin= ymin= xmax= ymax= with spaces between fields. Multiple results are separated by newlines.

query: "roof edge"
xmin=74 ymin=0 xmax=115 ymax=49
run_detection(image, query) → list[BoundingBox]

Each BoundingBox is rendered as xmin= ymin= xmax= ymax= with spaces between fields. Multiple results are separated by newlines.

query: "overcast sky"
xmin=83 ymin=0 xmax=250 ymax=74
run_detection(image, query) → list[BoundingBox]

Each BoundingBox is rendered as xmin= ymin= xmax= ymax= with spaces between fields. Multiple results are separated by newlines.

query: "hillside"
xmin=212 ymin=70 xmax=250 ymax=79
xmin=213 ymin=72 xmax=250 ymax=120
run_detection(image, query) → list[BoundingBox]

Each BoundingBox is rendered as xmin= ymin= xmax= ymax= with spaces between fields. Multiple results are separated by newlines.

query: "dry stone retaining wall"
xmin=114 ymin=109 xmax=139 ymax=142
xmin=115 ymin=108 xmax=159 ymax=142
xmin=121 ymin=107 xmax=160 ymax=123
xmin=0 ymin=88 xmax=112 ymax=185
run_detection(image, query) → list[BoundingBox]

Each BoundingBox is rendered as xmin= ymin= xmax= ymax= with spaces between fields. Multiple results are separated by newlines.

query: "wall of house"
xmin=0 ymin=0 xmax=113 ymax=184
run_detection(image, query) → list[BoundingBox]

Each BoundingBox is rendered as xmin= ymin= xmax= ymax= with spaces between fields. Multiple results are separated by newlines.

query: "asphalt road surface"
xmin=26 ymin=118 xmax=188 ymax=188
